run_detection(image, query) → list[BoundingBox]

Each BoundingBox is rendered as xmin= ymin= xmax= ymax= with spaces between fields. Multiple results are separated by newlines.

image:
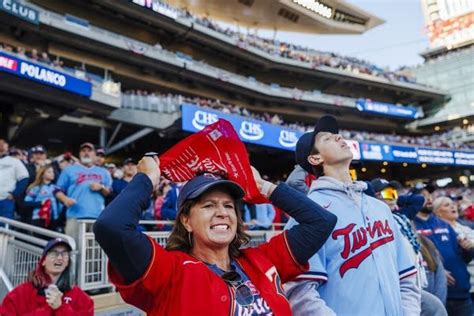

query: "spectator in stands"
xmin=434 ymin=196 xmax=474 ymax=298
xmin=26 ymin=145 xmax=48 ymax=185
xmin=0 ymin=138 xmax=29 ymax=222
xmin=55 ymin=142 xmax=111 ymax=241
xmin=371 ymin=178 xmax=447 ymax=316
xmin=94 ymin=156 xmax=336 ymax=315
xmin=244 ymin=203 xmax=276 ymax=230
xmin=160 ymin=182 xmax=182 ymax=222
xmin=284 ymin=116 xmax=420 ymax=316
xmin=414 ymin=189 xmax=474 ymax=316
xmin=23 ymin=165 xmax=69 ymax=230
xmin=0 ymin=238 xmax=93 ymax=315
xmin=95 ymin=147 xmax=106 ymax=167
xmin=107 ymin=158 xmax=137 ymax=204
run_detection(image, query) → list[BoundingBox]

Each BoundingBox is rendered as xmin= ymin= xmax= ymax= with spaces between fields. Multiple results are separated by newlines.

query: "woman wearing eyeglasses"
xmin=94 ymin=156 xmax=337 ymax=315
xmin=0 ymin=238 xmax=93 ymax=315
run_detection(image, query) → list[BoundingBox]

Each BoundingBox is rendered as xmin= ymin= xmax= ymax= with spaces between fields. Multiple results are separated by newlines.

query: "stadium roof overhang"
xmin=166 ymin=0 xmax=384 ymax=34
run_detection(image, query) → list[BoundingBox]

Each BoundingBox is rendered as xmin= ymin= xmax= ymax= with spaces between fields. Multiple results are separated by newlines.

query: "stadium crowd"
xmin=1 ymin=114 xmax=474 ymax=315
xmin=123 ymin=90 xmax=474 ymax=150
xmin=138 ymin=0 xmax=419 ymax=85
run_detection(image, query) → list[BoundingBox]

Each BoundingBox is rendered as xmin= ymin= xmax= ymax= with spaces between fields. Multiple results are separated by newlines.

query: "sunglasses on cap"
xmin=221 ymin=271 xmax=254 ymax=308
xmin=381 ymin=187 xmax=398 ymax=201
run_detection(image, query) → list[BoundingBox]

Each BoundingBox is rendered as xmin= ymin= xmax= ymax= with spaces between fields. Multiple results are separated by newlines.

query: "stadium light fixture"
xmin=292 ymin=0 xmax=333 ymax=19
xmin=402 ymin=163 xmax=408 ymax=167
xmin=380 ymin=168 xmax=386 ymax=173
xmin=421 ymin=163 xmax=427 ymax=168
xmin=434 ymin=126 xmax=440 ymax=131
xmin=361 ymin=167 xmax=367 ymax=172
xmin=383 ymin=161 xmax=388 ymax=166
xmin=463 ymin=119 xmax=469 ymax=125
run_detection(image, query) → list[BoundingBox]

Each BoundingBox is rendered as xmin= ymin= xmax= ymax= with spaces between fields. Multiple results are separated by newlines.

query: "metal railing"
xmin=0 ymin=216 xmax=283 ymax=293
xmin=76 ymin=219 xmax=282 ymax=291
xmin=0 ymin=217 xmax=77 ymax=290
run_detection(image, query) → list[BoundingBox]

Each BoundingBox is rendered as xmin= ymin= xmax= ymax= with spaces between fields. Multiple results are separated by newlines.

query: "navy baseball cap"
xmin=42 ymin=238 xmax=72 ymax=256
xmin=31 ymin=145 xmax=46 ymax=154
xmin=177 ymin=173 xmax=245 ymax=211
xmin=96 ymin=147 xmax=106 ymax=156
xmin=295 ymin=115 xmax=339 ymax=174
xmin=371 ymin=178 xmax=401 ymax=193
xmin=123 ymin=157 xmax=137 ymax=165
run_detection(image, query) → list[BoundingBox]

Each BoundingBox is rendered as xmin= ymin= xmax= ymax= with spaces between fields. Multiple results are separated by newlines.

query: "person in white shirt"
xmin=0 ymin=138 xmax=29 ymax=222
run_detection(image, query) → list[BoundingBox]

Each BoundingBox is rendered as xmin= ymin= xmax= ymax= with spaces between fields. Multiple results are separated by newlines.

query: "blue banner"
xmin=416 ymin=148 xmax=454 ymax=165
xmin=356 ymin=98 xmax=419 ymax=119
xmin=182 ymin=103 xmax=474 ymax=166
xmin=391 ymin=145 xmax=418 ymax=163
xmin=0 ymin=52 xmax=92 ymax=97
xmin=182 ymin=103 xmax=303 ymax=151
xmin=360 ymin=143 xmax=393 ymax=161
xmin=0 ymin=0 xmax=39 ymax=25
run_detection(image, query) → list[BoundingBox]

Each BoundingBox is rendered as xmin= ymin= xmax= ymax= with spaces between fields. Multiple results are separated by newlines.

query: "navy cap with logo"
xmin=31 ymin=145 xmax=46 ymax=154
xmin=177 ymin=173 xmax=245 ymax=211
xmin=295 ymin=115 xmax=339 ymax=175
xmin=42 ymin=238 xmax=72 ymax=257
xmin=370 ymin=178 xmax=401 ymax=193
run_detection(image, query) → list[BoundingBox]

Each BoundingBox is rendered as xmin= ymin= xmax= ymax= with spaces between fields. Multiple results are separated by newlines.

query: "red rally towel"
xmin=159 ymin=119 xmax=268 ymax=203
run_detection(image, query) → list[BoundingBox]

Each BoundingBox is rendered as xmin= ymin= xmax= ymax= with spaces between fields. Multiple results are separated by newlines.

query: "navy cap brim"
xmin=42 ymin=239 xmax=72 ymax=257
xmin=178 ymin=180 xmax=244 ymax=211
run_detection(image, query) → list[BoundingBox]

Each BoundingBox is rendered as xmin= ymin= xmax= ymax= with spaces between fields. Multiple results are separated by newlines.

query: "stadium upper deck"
xmin=1 ymin=0 xmax=471 ymax=180
xmin=12 ymin=0 xmax=447 ymax=129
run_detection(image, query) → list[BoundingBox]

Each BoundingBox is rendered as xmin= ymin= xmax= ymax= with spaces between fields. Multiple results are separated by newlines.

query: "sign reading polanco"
xmin=0 ymin=51 xmax=92 ymax=97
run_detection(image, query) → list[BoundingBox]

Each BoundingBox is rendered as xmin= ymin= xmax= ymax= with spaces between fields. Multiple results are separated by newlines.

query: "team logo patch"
xmin=332 ymin=219 xmax=394 ymax=277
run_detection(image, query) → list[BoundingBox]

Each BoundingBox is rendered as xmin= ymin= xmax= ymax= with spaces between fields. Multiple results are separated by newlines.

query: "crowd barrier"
xmin=0 ymin=217 xmax=283 ymax=297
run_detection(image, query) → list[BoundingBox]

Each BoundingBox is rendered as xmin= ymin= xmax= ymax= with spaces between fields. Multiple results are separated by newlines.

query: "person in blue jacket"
xmin=414 ymin=186 xmax=473 ymax=316
xmin=24 ymin=165 xmax=63 ymax=229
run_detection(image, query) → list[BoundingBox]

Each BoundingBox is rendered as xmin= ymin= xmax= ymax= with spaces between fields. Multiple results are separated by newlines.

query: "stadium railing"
xmin=76 ymin=219 xmax=283 ymax=291
xmin=0 ymin=217 xmax=77 ymax=300
xmin=0 ymin=217 xmax=283 ymax=294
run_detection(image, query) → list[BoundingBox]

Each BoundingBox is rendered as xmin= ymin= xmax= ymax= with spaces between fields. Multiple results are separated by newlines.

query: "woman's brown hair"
xmin=419 ymin=234 xmax=438 ymax=272
xmin=165 ymin=188 xmax=250 ymax=258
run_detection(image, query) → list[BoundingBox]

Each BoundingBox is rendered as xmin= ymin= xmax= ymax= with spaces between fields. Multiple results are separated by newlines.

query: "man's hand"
xmin=138 ymin=156 xmax=161 ymax=189
xmin=63 ymin=197 xmax=76 ymax=207
xmin=458 ymin=237 xmax=473 ymax=250
xmin=446 ymin=270 xmax=456 ymax=286
xmin=45 ymin=285 xmax=63 ymax=310
xmin=89 ymin=182 xmax=103 ymax=192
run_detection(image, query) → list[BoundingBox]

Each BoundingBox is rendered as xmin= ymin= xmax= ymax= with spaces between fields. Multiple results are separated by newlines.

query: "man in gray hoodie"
xmin=284 ymin=115 xmax=421 ymax=316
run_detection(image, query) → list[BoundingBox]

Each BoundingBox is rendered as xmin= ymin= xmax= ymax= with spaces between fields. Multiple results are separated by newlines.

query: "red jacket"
xmin=109 ymin=232 xmax=308 ymax=316
xmin=0 ymin=282 xmax=93 ymax=315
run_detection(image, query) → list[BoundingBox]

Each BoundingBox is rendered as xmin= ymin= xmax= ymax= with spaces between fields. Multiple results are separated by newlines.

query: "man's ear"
xmin=308 ymin=154 xmax=323 ymax=167
xmin=181 ymin=213 xmax=192 ymax=232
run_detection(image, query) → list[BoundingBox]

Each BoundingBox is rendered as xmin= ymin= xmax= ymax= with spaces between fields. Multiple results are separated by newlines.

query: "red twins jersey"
xmin=285 ymin=179 xmax=417 ymax=316
xmin=0 ymin=282 xmax=94 ymax=315
xmin=109 ymin=232 xmax=308 ymax=316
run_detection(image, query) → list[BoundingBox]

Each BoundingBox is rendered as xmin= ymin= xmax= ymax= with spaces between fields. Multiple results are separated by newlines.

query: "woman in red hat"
xmin=0 ymin=238 xmax=93 ymax=315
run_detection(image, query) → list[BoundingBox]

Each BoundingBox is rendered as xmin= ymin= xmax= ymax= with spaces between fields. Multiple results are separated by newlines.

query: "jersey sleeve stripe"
xmin=399 ymin=266 xmax=417 ymax=280
xmin=283 ymin=230 xmax=307 ymax=272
